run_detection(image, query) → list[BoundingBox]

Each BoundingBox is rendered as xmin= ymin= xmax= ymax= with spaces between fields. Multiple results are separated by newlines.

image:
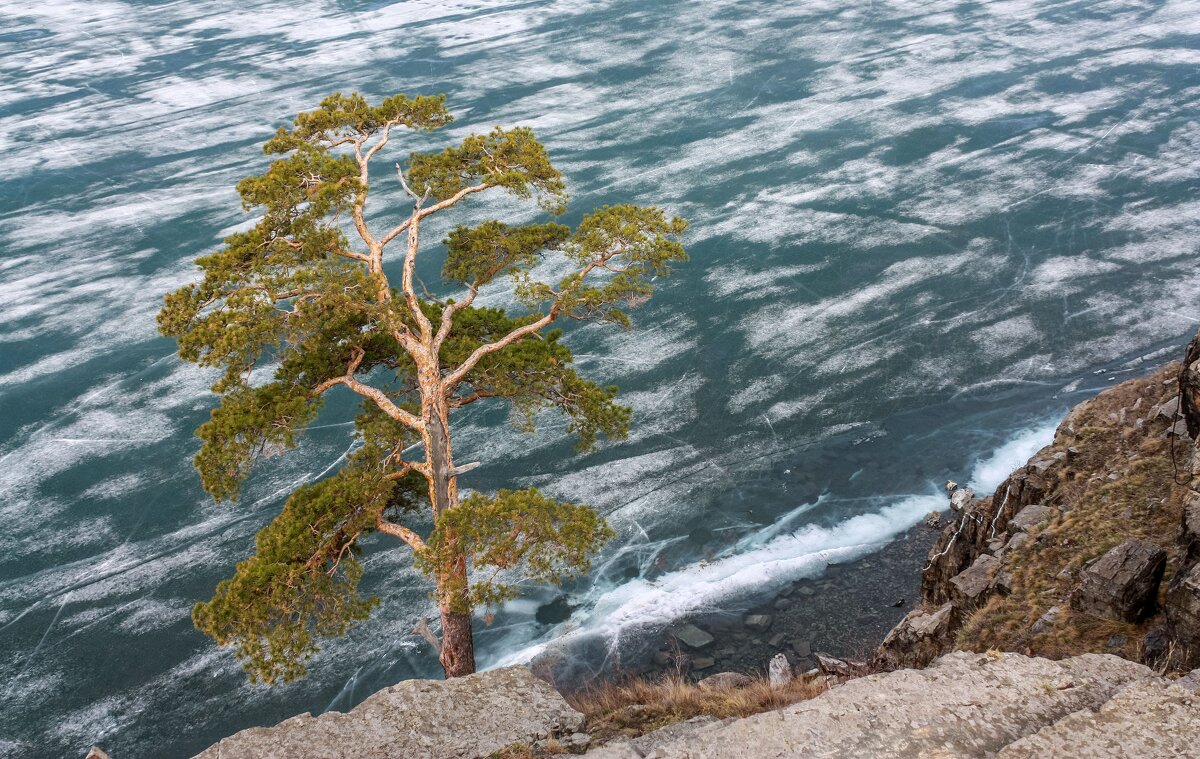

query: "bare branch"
xmin=375 ymin=513 xmax=428 ymax=551
xmin=432 ymin=284 xmax=478 ymax=353
xmin=444 ymin=310 xmax=557 ymax=389
xmin=313 ymin=348 xmax=425 ymax=432
xmin=417 ymin=183 xmax=491 ymax=221
xmin=443 ymin=258 xmax=608 ymax=389
xmin=395 ymin=163 xmax=420 ymax=201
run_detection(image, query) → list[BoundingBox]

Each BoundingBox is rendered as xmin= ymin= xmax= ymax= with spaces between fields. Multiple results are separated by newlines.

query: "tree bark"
xmin=421 ymin=372 xmax=476 ymax=677
xmin=438 ymin=579 xmax=476 ymax=677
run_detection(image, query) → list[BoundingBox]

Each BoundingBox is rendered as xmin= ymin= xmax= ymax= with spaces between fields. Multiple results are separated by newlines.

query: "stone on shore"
xmin=675 ymin=623 xmax=715 ymax=649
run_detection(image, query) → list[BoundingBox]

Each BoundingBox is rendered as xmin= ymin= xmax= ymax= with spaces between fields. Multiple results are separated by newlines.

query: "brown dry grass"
xmin=489 ymin=672 xmax=834 ymax=757
xmin=956 ymin=364 xmax=1189 ymax=662
xmin=570 ymin=671 xmax=831 ymax=744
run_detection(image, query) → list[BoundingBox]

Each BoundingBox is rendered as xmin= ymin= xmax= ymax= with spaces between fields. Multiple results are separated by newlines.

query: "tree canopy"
xmin=159 ymin=91 xmax=687 ymax=681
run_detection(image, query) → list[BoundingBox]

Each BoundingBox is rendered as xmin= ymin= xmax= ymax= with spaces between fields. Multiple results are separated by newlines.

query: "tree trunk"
xmin=423 ymin=386 xmax=476 ymax=677
xmin=438 ymin=596 xmax=476 ymax=677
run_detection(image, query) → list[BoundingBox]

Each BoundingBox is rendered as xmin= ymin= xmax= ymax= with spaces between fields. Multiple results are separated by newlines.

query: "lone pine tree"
xmin=158 ymin=92 xmax=687 ymax=681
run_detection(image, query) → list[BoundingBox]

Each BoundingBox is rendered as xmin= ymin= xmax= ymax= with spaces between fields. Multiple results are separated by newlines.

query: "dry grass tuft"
xmin=570 ymin=671 xmax=831 ymax=743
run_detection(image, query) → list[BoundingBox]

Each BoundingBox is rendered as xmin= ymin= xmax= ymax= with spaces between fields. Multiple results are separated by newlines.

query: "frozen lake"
xmin=1 ymin=1 xmax=1198 ymax=756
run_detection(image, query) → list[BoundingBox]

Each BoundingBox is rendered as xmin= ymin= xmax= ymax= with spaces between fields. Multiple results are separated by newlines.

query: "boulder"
xmin=1181 ymin=332 xmax=1200 ymax=438
xmin=1071 ymin=539 xmax=1166 ymax=622
xmin=699 ymin=672 xmax=752 ymax=689
xmin=791 ymin=639 xmax=811 ymax=657
xmin=743 ymin=614 xmax=772 ymax=632
xmin=950 ymin=554 xmax=1000 ymax=606
xmin=767 ymin=653 xmax=792 ymax=688
xmin=950 ymin=485 xmax=975 ymax=512
xmin=1008 ymin=504 xmax=1055 ymax=533
xmin=675 ymin=623 xmax=714 ymax=649
xmin=1182 ymin=490 xmax=1200 ymax=563
xmin=192 ymin=666 xmax=584 ymax=759
xmin=691 ymin=656 xmax=716 ymax=671
xmin=85 ymin=749 xmax=110 ymax=759
xmin=1029 ymin=605 xmax=1061 ymax=636
xmin=874 ymin=602 xmax=954 ymax=670
xmin=814 ymin=653 xmax=862 ymax=678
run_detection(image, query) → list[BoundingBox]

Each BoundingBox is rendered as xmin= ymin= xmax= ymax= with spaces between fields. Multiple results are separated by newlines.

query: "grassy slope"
xmin=957 ymin=363 xmax=1189 ymax=662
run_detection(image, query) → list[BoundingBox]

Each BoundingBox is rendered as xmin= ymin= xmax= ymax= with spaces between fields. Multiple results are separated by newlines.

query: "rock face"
xmin=1165 ymin=562 xmax=1200 ymax=654
xmin=193 ymin=666 xmax=583 ymax=759
xmin=584 ymin=652 xmax=1170 ymax=758
xmin=1071 ymin=539 xmax=1167 ymax=622
xmin=994 ymin=677 xmax=1200 ymax=758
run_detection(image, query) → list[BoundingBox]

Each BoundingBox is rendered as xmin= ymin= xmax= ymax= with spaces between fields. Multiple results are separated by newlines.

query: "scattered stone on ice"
xmin=675 ymin=623 xmax=715 ymax=649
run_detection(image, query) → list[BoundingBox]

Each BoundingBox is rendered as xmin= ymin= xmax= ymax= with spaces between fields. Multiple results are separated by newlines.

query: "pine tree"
xmin=158 ymin=92 xmax=687 ymax=681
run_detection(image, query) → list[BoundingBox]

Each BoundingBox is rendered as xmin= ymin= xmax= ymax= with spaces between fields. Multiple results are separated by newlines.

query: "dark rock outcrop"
xmin=1164 ymin=563 xmax=1200 ymax=659
xmin=1070 ymin=539 xmax=1166 ymax=622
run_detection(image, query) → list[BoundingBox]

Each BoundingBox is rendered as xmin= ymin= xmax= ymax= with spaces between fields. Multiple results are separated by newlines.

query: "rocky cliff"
xmin=877 ymin=352 xmax=1200 ymax=674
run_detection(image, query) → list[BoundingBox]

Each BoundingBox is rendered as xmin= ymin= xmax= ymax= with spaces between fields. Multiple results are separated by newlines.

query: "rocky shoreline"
xmin=630 ymin=522 xmax=940 ymax=683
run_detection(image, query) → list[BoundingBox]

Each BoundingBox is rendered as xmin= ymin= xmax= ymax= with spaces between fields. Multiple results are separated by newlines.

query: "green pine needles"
xmin=158 ymin=91 xmax=687 ymax=682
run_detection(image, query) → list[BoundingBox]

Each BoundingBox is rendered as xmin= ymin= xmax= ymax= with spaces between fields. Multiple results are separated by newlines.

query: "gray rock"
xmin=767 ymin=653 xmax=792 ymax=688
xmin=699 ymin=672 xmax=752 ymax=689
xmin=1030 ymin=605 xmax=1061 ymax=635
xmin=743 ymin=613 xmax=772 ymax=632
xmin=581 ymin=743 xmax=641 ymax=759
xmin=874 ymin=602 xmax=954 ymax=670
xmin=1009 ymin=504 xmax=1055 ymax=532
xmin=555 ymin=732 xmax=592 ymax=752
xmin=1071 ymin=539 xmax=1166 ymax=622
xmin=1175 ymin=669 xmax=1200 ymax=693
xmin=950 ymin=485 xmax=976 ymax=512
xmin=791 ymin=639 xmax=811 ymax=657
xmin=1156 ymin=395 xmax=1180 ymax=420
xmin=950 ymin=553 xmax=1000 ymax=604
xmin=617 ymin=652 xmax=1151 ymax=758
xmin=192 ymin=666 xmax=584 ymax=759
xmin=995 ymin=678 xmax=1200 ymax=758
xmin=628 ymin=716 xmax=725 ymax=756
xmin=85 ymin=749 xmax=110 ymax=759
xmin=691 ymin=656 xmax=715 ymax=671
xmin=675 ymin=623 xmax=715 ymax=649
xmin=814 ymin=653 xmax=861 ymax=677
